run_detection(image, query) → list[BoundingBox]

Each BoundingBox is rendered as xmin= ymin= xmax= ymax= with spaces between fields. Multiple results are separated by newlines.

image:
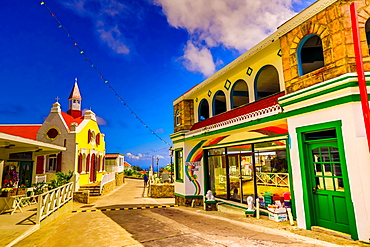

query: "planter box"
xmin=16 ymin=188 xmax=28 ymax=195
xmin=1 ymin=190 xmax=17 ymax=197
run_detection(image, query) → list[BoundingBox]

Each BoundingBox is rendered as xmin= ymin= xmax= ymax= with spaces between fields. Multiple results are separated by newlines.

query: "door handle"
xmin=312 ymin=187 xmax=318 ymax=195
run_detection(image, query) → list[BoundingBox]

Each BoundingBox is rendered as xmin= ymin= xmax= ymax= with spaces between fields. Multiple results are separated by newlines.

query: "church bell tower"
xmin=67 ymin=78 xmax=83 ymax=118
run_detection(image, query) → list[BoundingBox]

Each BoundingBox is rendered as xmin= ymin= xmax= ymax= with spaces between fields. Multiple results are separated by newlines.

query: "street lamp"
xmin=169 ymin=146 xmax=174 ymax=183
xmin=156 ymin=156 xmax=159 ymax=181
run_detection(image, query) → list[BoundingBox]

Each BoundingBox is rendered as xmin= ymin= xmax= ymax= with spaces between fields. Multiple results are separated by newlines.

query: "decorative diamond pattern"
xmin=224 ymin=79 xmax=231 ymax=90
xmin=208 ymin=90 xmax=212 ymax=97
xmin=277 ymin=49 xmax=282 ymax=57
xmin=246 ymin=67 xmax=253 ymax=76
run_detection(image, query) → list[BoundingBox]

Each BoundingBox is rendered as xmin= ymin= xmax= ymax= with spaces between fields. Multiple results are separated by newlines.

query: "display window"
xmin=207 ymin=139 xmax=290 ymax=206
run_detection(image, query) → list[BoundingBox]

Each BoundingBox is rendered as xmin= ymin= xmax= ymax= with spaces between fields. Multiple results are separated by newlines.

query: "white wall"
xmin=288 ymin=102 xmax=370 ymax=241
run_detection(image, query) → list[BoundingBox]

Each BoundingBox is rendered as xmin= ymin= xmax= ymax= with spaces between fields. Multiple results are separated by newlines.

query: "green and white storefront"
xmin=171 ymin=73 xmax=370 ymax=241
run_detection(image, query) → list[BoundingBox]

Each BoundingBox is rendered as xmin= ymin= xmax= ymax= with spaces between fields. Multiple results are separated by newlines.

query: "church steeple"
xmin=67 ymin=78 xmax=83 ymax=118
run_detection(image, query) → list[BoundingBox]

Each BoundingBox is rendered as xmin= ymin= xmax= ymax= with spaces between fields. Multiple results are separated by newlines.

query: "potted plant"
xmin=1 ymin=188 xmax=17 ymax=197
xmin=16 ymin=184 xmax=28 ymax=195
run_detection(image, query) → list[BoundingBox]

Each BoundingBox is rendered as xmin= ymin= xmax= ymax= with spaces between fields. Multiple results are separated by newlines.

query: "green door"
xmin=307 ymin=142 xmax=350 ymax=234
xmin=19 ymin=161 xmax=33 ymax=188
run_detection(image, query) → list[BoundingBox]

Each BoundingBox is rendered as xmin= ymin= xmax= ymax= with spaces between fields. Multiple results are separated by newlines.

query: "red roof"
xmin=0 ymin=125 xmax=42 ymax=140
xmin=60 ymin=111 xmax=84 ymax=130
xmin=105 ymin=153 xmax=123 ymax=159
xmin=191 ymin=92 xmax=285 ymax=131
xmin=124 ymin=161 xmax=131 ymax=167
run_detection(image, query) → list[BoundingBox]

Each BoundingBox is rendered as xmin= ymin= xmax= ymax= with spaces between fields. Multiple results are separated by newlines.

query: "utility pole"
xmin=156 ymin=156 xmax=159 ymax=181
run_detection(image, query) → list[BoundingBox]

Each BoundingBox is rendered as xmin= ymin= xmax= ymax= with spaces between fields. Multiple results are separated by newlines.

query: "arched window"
xmin=175 ymin=110 xmax=181 ymax=126
xmin=231 ymin=80 xmax=249 ymax=109
xmin=213 ymin=90 xmax=227 ymax=116
xmin=83 ymin=153 xmax=86 ymax=172
xmin=78 ymin=153 xmax=82 ymax=173
xmin=198 ymin=99 xmax=209 ymax=121
xmin=365 ymin=18 xmax=370 ymax=53
xmin=298 ymin=34 xmax=324 ymax=76
xmin=254 ymin=65 xmax=280 ymax=101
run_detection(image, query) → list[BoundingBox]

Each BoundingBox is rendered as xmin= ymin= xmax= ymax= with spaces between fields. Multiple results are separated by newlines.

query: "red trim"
xmin=60 ymin=112 xmax=84 ymax=130
xmin=191 ymin=92 xmax=284 ymax=131
xmin=351 ymin=2 xmax=370 ymax=152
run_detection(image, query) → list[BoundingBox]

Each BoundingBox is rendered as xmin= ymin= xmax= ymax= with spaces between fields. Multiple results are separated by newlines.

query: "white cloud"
xmin=125 ymin=153 xmax=165 ymax=161
xmin=154 ymin=0 xmax=298 ymax=76
xmin=61 ymin=0 xmax=130 ymax=54
xmin=126 ymin=152 xmax=150 ymax=160
xmin=181 ymin=41 xmax=216 ymax=77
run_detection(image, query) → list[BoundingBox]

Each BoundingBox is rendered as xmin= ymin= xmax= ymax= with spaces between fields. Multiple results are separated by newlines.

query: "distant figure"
xmin=143 ymin=174 xmax=149 ymax=187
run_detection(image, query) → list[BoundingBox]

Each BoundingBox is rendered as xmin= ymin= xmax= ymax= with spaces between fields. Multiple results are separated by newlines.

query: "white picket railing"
xmin=36 ymin=182 xmax=74 ymax=224
xmin=100 ymin=172 xmax=115 ymax=194
xmin=35 ymin=175 xmax=46 ymax=183
xmin=256 ymin=173 xmax=289 ymax=187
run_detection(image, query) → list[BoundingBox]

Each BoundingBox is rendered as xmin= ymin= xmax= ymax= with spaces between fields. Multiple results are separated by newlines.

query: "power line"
xmin=40 ymin=1 xmax=171 ymax=147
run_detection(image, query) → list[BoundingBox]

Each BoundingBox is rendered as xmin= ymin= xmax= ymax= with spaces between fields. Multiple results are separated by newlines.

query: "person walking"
xmin=143 ymin=174 xmax=149 ymax=187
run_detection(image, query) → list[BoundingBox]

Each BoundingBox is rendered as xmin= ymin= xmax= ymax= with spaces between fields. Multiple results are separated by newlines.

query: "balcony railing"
xmin=256 ymin=173 xmax=289 ymax=187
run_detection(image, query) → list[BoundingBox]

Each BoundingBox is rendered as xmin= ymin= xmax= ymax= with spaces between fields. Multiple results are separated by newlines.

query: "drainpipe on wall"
xmin=350 ymin=2 xmax=370 ymax=152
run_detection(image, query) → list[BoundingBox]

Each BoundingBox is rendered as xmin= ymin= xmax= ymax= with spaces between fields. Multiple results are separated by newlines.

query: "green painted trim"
xmin=204 ymin=200 xmax=217 ymax=204
xmin=203 ymin=151 xmax=209 ymax=195
xmin=175 ymin=179 xmax=184 ymax=183
xmin=296 ymin=120 xmax=358 ymax=240
xmin=175 ymin=148 xmax=183 ymax=151
xmin=280 ymin=73 xmax=370 ymax=102
xmin=217 ymin=201 xmax=248 ymax=210
xmin=174 ymin=193 xmax=203 ymax=199
xmin=280 ymin=81 xmax=360 ymax=108
xmin=286 ymin=135 xmax=297 ymax=220
xmin=203 ymin=133 xmax=288 ymax=149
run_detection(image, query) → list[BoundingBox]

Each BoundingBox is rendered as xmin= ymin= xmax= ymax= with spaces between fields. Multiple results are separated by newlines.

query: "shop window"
xmin=213 ymin=90 xmax=227 ymax=116
xmin=365 ymin=18 xmax=370 ymax=53
xmin=231 ymin=80 xmax=249 ymax=109
xmin=175 ymin=110 xmax=181 ymax=126
xmin=198 ymin=99 xmax=209 ymax=121
xmin=48 ymin=154 xmax=57 ymax=172
xmin=254 ymin=65 xmax=280 ymax=101
xmin=298 ymin=34 xmax=324 ymax=76
xmin=175 ymin=149 xmax=184 ymax=182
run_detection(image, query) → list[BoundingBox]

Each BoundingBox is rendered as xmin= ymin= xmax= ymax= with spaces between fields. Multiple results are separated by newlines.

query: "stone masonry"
xmin=281 ymin=0 xmax=370 ymax=94
xmin=174 ymin=99 xmax=194 ymax=132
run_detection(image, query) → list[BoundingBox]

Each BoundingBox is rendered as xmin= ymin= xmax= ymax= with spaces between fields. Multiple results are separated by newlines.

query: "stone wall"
xmin=101 ymin=180 xmax=115 ymax=196
xmin=73 ymin=190 xmax=89 ymax=204
xmin=115 ymin=172 xmax=124 ymax=186
xmin=175 ymin=195 xmax=203 ymax=207
xmin=174 ymin=99 xmax=194 ymax=132
xmin=150 ymin=184 xmax=175 ymax=198
xmin=280 ymin=0 xmax=370 ymax=94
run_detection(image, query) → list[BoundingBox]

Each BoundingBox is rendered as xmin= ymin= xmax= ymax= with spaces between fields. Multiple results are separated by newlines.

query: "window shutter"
xmin=88 ymin=130 xmax=91 ymax=143
xmin=36 ymin=156 xmax=44 ymax=174
xmin=86 ymin=154 xmax=90 ymax=172
xmin=78 ymin=154 xmax=82 ymax=173
xmin=56 ymin=152 xmax=62 ymax=172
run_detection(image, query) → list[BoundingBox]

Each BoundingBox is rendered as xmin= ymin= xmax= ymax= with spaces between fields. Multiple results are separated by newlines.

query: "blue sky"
xmin=0 ymin=0 xmax=315 ymax=170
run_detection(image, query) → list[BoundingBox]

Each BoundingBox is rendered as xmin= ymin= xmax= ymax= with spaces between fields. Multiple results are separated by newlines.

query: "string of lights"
xmin=40 ymin=1 xmax=171 ymax=148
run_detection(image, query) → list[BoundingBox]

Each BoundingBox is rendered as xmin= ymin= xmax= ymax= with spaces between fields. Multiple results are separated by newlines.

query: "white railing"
xmin=256 ymin=173 xmax=289 ymax=187
xmin=36 ymin=182 xmax=74 ymax=224
xmin=35 ymin=175 xmax=46 ymax=183
xmin=100 ymin=172 xmax=115 ymax=194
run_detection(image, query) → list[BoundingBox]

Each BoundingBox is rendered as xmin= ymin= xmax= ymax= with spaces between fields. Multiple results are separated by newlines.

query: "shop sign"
xmin=185 ymin=161 xmax=201 ymax=171
xmin=9 ymin=152 xmax=33 ymax=161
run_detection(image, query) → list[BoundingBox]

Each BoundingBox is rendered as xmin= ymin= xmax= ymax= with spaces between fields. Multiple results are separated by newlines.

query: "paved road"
xmin=14 ymin=179 xmax=348 ymax=247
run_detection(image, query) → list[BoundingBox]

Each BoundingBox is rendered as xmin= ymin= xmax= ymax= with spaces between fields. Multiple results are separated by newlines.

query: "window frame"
xmin=297 ymin=34 xmax=325 ymax=76
xmin=175 ymin=148 xmax=184 ymax=182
